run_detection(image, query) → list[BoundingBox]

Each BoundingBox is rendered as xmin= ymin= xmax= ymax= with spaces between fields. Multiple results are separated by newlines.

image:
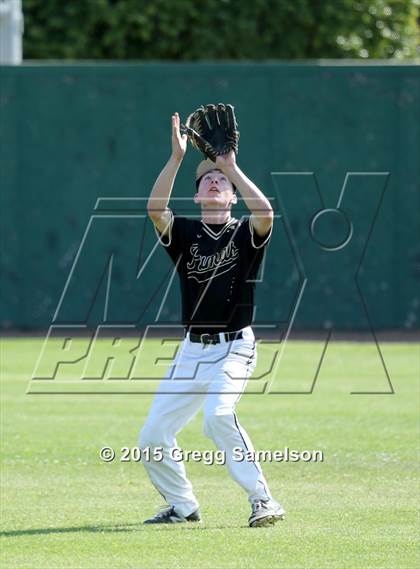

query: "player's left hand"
xmin=215 ymin=150 xmax=237 ymax=172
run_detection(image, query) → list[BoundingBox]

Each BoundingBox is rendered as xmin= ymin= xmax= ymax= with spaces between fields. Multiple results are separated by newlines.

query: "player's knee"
xmin=138 ymin=426 xmax=151 ymax=449
xmin=139 ymin=422 xmax=163 ymax=448
xmin=203 ymin=413 xmax=232 ymax=440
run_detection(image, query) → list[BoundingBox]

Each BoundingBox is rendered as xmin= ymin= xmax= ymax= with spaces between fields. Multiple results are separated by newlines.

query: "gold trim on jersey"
xmin=200 ymin=217 xmax=237 ymax=240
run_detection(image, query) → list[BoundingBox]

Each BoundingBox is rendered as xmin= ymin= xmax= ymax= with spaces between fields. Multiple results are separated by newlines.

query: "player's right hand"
xmin=171 ymin=112 xmax=187 ymax=161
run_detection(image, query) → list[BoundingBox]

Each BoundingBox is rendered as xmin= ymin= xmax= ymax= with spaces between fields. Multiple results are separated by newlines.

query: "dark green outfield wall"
xmin=1 ymin=63 xmax=419 ymax=331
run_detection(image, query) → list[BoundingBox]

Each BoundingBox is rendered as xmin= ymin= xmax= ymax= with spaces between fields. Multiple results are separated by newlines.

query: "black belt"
xmin=187 ymin=330 xmax=243 ymax=345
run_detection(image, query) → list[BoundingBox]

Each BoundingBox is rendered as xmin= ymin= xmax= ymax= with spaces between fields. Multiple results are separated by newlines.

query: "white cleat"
xmin=249 ymin=499 xmax=285 ymax=528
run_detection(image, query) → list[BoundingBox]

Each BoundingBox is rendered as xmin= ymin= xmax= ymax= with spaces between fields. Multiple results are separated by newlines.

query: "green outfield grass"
xmin=1 ymin=337 xmax=419 ymax=569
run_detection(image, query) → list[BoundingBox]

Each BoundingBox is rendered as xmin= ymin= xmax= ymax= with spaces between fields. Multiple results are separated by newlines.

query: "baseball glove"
xmin=181 ymin=103 xmax=239 ymax=162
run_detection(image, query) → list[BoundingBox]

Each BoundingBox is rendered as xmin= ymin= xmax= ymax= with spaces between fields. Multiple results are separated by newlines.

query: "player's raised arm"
xmin=215 ymin=151 xmax=273 ymax=237
xmin=147 ymin=112 xmax=187 ymax=235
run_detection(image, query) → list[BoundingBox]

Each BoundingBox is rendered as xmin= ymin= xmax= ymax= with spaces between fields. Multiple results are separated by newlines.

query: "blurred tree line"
xmin=23 ymin=0 xmax=419 ymax=59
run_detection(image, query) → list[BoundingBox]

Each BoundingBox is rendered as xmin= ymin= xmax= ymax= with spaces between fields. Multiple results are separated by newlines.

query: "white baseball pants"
xmin=139 ymin=326 xmax=272 ymax=517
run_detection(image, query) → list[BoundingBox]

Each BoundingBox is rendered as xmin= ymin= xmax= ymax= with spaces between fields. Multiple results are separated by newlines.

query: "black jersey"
xmin=155 ymin=211 xmax=272 ymax=334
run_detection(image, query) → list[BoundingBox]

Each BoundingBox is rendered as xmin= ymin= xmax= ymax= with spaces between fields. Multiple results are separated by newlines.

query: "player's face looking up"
xmin=194 ymin=169 xmax=237 ymax=210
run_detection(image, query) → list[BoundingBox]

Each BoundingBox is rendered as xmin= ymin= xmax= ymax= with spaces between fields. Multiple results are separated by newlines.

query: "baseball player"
xmin=139 ymin=111 xmax=285 ymax=527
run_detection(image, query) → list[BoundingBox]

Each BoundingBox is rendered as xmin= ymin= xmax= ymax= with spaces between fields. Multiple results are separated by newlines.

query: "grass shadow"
xmin=0 ymin=521 xmax=245 ymax=537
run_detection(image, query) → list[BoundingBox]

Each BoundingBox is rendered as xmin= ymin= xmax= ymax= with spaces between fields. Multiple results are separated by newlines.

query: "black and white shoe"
xmin=144 ymin=506 xmax=201 ymax=524
xmin=249 ymin=499 xmax=285 ymax=528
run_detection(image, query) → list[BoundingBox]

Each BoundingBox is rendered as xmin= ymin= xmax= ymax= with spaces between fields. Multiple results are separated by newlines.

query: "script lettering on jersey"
xmin=186 ymin=241 xmax=239 ymax=283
